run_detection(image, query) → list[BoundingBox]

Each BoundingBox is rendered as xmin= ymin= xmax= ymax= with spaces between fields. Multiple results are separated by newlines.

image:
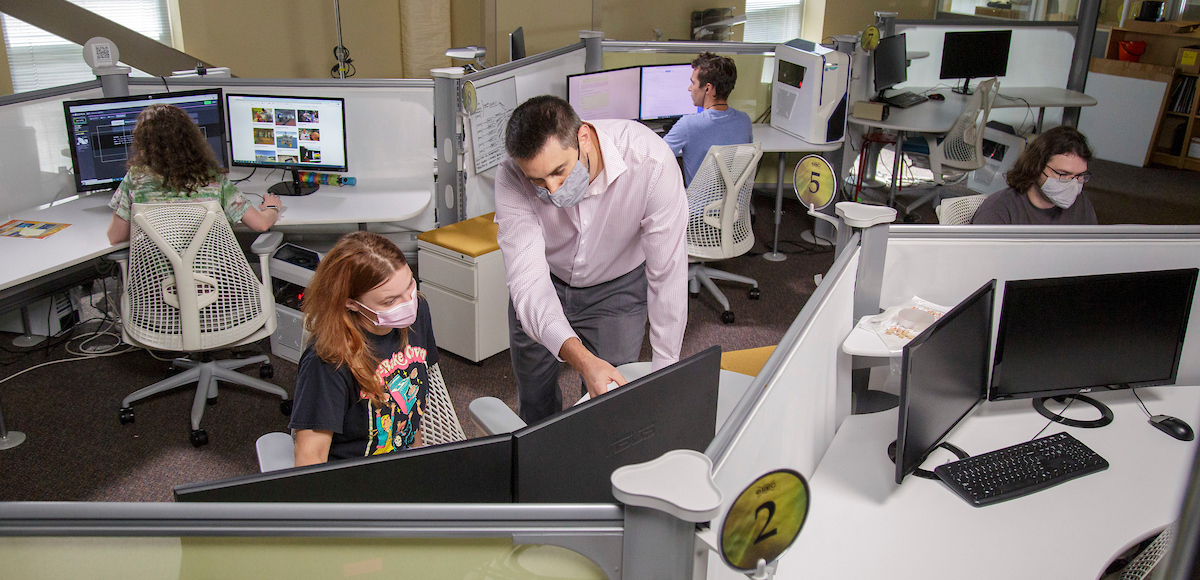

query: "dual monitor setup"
xmin=873 ymin=29 xmax=1013 ymax=99
xmin=567 ymin=64 xmax=702 ymax=124
xmin=63 ymin=88 xmax=348 ymax=197
xmin=893 ymin=268 xmax=1198 ymax=489
xmin=174 ymin=346 xmax=722 ymax=504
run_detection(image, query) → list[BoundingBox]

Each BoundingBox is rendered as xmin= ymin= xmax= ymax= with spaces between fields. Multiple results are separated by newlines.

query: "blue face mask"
xmin=534 ymin=150 xmax=590 ymax=209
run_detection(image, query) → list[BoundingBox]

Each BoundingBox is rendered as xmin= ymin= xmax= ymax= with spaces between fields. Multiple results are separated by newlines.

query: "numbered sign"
xmin=862 ymin=26 xmax=881 ymax=51
xmin=461 ymin=80 xmax=478 ymax=115
xmin=793 ymin=154 xmax=837 ymax=211
xmin=719 ymin=469 xmax=811 ymax=572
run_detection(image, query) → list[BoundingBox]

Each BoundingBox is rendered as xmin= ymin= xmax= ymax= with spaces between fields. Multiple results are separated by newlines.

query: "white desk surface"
xmin=848 ymin=87 xmax=1098 ymax=134
xmin=779 ymin=386 xmax=1200 ymax=579
xmin=841 ymin=315 xmax=897 ymax=357
xmin=0 ymin=193 xmax=125 ymax=293
xmin=233 ymin=175 xmax=431 ymax=226
xmin=752 ymin=124 xmax=841 ymax=153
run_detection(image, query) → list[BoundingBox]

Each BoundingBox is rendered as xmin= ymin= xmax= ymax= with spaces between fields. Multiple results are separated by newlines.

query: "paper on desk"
xmin=860 ymin=296 xmax=950 ymax=353
xmin=0 ymin=219 xmax=70 ymax=239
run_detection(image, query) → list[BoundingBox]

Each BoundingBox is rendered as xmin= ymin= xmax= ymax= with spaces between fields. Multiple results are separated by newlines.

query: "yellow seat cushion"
xmin=720 ymin=346 xmax=777 ymax=377
xmin=416 ymin=213 xmax=500 ymax=257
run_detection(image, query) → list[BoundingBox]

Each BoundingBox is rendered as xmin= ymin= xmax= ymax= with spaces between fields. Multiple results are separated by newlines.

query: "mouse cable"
xmin=1030 ymin=396 xmax=1076 ymax=441
xmin=1129 ymin=386 xmax=1155 ymax=419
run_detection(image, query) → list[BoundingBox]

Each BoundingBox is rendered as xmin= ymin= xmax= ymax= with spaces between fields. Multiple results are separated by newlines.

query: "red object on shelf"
xmin=1118 ymin=40 xmax=1147 ymax=62
xmin=856 ymin=132 xmax=898 ymax=201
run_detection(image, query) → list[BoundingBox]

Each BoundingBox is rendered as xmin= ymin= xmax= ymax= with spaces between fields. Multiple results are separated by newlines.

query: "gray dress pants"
xmin=508 ymin=264 xmax=648 ymax=424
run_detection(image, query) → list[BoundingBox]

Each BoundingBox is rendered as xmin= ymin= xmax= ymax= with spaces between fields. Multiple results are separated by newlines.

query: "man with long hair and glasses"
xmin=972 ymin=125 xmax=1097 ymax=225
xmin=496 ymin=95 xmax=688 ymax=424
xmin=662 ymin=52 xmax=753 ymax=186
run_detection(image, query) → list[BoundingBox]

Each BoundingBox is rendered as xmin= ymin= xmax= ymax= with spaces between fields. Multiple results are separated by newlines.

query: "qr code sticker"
xmin=93 ymin=44 xmax=112 ymax=64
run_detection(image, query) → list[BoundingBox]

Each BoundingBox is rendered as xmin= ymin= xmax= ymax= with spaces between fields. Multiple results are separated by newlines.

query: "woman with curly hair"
xmin=106 ymin=103 xmax=282 ymax=244
xmin=289 ymin=231 xmax=438 ymax=466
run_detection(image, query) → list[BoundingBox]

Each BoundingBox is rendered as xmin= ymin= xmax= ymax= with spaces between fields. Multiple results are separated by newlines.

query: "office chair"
xmin=898 ymin=78 xmax=1000 ymax=216
xmin=113 ymin=200 xmax=289 ymax=447
xmin=255 ymin=362 xmax=465 ymax=471
xmin=687 ymin=142 xmax=764 ymax=324
xmin=935 ymin=193 xmax=990 ymax=225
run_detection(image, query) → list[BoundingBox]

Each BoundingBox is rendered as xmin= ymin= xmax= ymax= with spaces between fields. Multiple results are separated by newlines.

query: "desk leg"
xmin=358 ymin=223 xmax=367 ymax=231
xmin=1036 ymin=107 xmax=1047 ymax=133
xmin=888 ymin=132 xmax=905 ymax=208
xmin=763 ymin=152 xmax=787 ymax=262
xmin=12 ymin=306 xmax=46 ymax=348
xmin=0 ymin=395 xmax=27 ymax=450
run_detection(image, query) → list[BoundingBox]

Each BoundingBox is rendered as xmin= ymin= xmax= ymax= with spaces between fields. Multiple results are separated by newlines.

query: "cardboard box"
xmin=1120 ymin=20 xmax=1200 ymax=35
xmin=1178 ymin=46 xmax=1200 ymax=74
xmin=975 ymin=6 xmax=1021 ymax=19
xmin=852 ymin=101 xmax=888 ymax=122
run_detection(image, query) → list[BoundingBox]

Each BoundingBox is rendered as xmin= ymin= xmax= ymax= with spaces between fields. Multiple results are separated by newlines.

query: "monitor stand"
xmin=268 ymin=167 xmax=318 ymax=197
xmin=1032 ymin=394 xmax=1114 ymax=428
xmin=887 ymin=439 xmax=969 ymax=480
xmin=952 ymin=78 xmax=973 ymax=95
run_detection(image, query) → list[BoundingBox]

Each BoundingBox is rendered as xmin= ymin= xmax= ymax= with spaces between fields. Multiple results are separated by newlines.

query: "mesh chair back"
xmin=935 ymin=193 xmax=990 ymax=225
xmin=124 ymin=200 xmax=272 ymax=352
xmin=687 ymin=143 xmax=764 ymax=261
xmin=937 ymin=78 xmax=999 ymax=171
xmin=422 ymin=363 xmax=466 ymax=446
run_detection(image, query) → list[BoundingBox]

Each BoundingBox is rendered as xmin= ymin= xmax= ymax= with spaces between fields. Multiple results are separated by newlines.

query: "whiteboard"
xmin=467 ymin=77 xmax=518 ymax=174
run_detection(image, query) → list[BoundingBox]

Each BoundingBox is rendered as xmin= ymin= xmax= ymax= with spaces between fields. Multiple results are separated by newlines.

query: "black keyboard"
xmin=881 ymin=92 xmax=929 ymax=109
xmin=933 ymin=432 xmax=1108 ymax=507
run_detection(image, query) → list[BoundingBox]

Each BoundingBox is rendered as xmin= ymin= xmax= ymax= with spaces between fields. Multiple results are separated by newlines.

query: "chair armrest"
xmin=251 ymin=231 xmax=284 ymax=256
xmin=469 ymin=397 xmax=526 ymax=435
xmin=106 ymin=250 xmax=129 ymax=263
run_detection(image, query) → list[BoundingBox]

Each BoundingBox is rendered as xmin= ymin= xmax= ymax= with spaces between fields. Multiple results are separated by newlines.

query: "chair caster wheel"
xmin=721 ymin=311 xmax=735 ymax=324
xmin=190 ymin=429 xmax=209 ymax=447
xmin=119 ymin=407 xmax=135 ymax=424
xmin=280 ymin=400 xmax=293 ymax=416
xmin=902 ymin=213 xmax=922 ymax=223
xmin=206 ymin=396 xmax=218 ymax=406
xmin=259 ymin=364 xmax=274 ymax=380
xmin=748 ymin=287 xmax=761 ymax=300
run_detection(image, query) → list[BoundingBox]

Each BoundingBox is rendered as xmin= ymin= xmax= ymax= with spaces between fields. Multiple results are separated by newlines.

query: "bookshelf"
xmin=1149 ymin=70 xmax=1200 ymax=171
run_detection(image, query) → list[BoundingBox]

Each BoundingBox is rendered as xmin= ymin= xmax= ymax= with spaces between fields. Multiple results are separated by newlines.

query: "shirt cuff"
xmin=542 ymin=321 xmax=579 ymax=363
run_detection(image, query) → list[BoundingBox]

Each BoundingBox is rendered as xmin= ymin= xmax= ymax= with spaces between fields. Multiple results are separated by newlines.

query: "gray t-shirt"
xmin=970 ymin=187 xmax=1097 ymax=225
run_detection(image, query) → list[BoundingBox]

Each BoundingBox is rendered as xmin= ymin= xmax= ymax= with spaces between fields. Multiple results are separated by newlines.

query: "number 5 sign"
xmin=719 ymin=469 xmax=811 ymax=574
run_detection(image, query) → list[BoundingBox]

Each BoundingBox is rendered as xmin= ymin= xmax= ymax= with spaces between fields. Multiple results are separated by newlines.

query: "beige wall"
xmin=496 ymin=0 xmax=592 ymax=63
xmin=823 ymin=0 xmax=937 ymax=38
xmin=599 ymin=0 xmax=746 ymax=42
xmin=176 ymin=0 xmax=405 ymax=79
xmin=451 ymin=0 xmax=486 ymax=49
xmin=0 ymin=34 xmax=13 ymax=96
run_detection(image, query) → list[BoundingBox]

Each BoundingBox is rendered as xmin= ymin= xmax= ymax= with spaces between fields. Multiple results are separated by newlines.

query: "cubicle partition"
xmin=894 ymin=21 xmax=1078 ymax=130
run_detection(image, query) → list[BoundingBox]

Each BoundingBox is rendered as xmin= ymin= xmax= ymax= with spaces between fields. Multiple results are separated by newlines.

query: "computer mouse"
xmin=1149 ymin=415 xmax=1195 ymax=441
xmin=928 ymin=93 xmax=946 ymax=101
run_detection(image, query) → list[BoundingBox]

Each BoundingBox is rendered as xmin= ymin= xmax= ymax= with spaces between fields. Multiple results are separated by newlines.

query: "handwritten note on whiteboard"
xmin=467 ymin=76 xmax=518 ymax=174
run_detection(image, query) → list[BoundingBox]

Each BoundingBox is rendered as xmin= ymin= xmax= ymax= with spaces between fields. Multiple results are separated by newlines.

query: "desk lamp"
xmin=446 ymin=47 xmax=488 ymax=74
xmin=692 ymin=15 xmax=746 ymax=41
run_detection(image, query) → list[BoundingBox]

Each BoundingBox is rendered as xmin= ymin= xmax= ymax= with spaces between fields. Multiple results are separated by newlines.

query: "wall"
xmin=822 ymin=0 xmax=938 ymax=38
xmin=599 ymin=0 xmax=746 ymax=43
xmin=496 ymin=0 xmax=592 ymax=63
xmin=175 ymin=0 xmax=405 ymax=79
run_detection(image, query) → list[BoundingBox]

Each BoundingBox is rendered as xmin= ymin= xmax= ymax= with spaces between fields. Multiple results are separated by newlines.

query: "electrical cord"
xmin=159 ymin=76 xmax=170 ymax=92
xmin=1030 ymin=396 xmax=1076 ymax=440
xmin=231 ymin=167 xmax=258 ymax=184
xmin=1130 ymin=387 xmax=1156 ymax=419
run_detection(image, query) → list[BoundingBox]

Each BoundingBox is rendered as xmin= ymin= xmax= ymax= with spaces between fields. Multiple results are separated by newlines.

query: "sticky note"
xmin=1183 ymin=51 xmax=1197 ymax=66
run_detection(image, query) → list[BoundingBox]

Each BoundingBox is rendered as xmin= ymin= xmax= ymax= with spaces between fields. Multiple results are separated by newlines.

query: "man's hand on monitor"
xmin=560 ymin=337 xmax=628 ymax=399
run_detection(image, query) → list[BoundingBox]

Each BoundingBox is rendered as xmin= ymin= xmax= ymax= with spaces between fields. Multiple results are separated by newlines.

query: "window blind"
xmin=743 ymin=0 xmax=803 ymax=43
xmin=2 ymin=0 xmax=172 ymax=93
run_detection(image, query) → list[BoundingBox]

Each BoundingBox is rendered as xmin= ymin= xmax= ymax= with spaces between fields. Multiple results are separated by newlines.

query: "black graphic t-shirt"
xmin=290 ymin=299 xmax=439 ymax=460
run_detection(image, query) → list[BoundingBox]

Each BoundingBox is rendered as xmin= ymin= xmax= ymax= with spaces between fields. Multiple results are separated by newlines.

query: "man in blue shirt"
xmin=663 ymin=53 xmax=754 ymax=185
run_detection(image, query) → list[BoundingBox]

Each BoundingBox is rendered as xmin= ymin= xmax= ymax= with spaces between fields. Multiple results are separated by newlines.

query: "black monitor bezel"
xmin=895 ymin=280 xmax=996 ymax=485
xmin=638 ymin=62 xmax=699 ymax=121
xmin=225 ymin=92 xmax=349 ymax=173
xmin=62 ymin=87 xmax=227 ymax=193
xmin=566 ymin=65 xmax=645 ymax=121
xmin=873 ymin=33 xmax=908 ymax=93
xmin=987 ymin=268 xmax=1198 ymax=402
xmin=938 ymin=30 xmax=1013 ymax=81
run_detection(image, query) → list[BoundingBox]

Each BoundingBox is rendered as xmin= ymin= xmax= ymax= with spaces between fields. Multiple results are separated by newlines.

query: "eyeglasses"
xmin=1043 ymin=166 xmax=1091 ymax=184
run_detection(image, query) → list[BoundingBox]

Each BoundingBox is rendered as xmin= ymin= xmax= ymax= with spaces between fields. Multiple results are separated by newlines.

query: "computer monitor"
xmin=639 ymin=64 xmax=701 ymax=121
xmin=939 ymin=30 xmax=1012 ymax=95
xmin=509 ymin=26 xmax=526 ymax=61
xmin=894 ymin=280 xmax=996 ymax=484
xmin=173 ymin=434 xmax=513 ymax=503
xmin=513 ymin=346 xmax=721 ymax=503
xmin=566 ymin=67 xmax=641 ymax=121
xmin=226 ymin=93 xmax=348 ymax=196
xmin=873 ymin=34 xmax=908 ymax=96
xmin=63 ymin=88 xmax=227 ymax=193
xmin=989 ymin=269 xmax=1198 ymax=426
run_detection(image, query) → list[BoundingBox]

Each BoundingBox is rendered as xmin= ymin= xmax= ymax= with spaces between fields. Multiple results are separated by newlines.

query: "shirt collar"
xmin=590 ymin=123 xmax=626 ymax=191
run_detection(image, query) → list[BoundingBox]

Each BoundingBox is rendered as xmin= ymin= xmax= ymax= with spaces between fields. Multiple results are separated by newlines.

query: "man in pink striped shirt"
xmin=496 ymin=95 xmax=689 ymax=423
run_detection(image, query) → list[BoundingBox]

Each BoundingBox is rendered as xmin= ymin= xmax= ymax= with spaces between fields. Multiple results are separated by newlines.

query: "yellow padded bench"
xmin=720 ymin=345 xmax=776 ymax=377
xmin=416 ymin=212 xmax=499 ymax=257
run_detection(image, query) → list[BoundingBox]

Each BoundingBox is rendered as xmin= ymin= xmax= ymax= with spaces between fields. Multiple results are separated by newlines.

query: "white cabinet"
xmin=417 ymin=231 xmax=509 ymax=363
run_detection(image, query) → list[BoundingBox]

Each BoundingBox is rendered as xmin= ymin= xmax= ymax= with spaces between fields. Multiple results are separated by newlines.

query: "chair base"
xmin=121 ymin=354 xmax=289 ymax=437
xmin=689 ymin=263 xmax=759 ymax=323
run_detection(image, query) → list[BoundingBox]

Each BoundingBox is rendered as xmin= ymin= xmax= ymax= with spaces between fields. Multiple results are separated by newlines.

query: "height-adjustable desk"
xmin=848 ymin=87 xmax=1097 ymax=208
xmin=781 ymin=386 xmax=1199 ymax=579
xmin=751 ymin=124 xmax=841 ymax=260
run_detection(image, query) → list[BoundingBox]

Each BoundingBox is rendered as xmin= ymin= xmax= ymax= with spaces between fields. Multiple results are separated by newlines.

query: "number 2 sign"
xmin=719 ymin=469 xmax=811 ymax=572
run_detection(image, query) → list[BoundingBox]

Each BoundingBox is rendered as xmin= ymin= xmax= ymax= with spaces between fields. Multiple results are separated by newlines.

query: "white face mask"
xmin=1039 ymin=177 xmax=1083 ymax=209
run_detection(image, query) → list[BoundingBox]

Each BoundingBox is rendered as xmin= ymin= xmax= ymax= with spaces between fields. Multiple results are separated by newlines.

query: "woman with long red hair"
xmin=290 ymin=231 xmax=438 ymax=466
